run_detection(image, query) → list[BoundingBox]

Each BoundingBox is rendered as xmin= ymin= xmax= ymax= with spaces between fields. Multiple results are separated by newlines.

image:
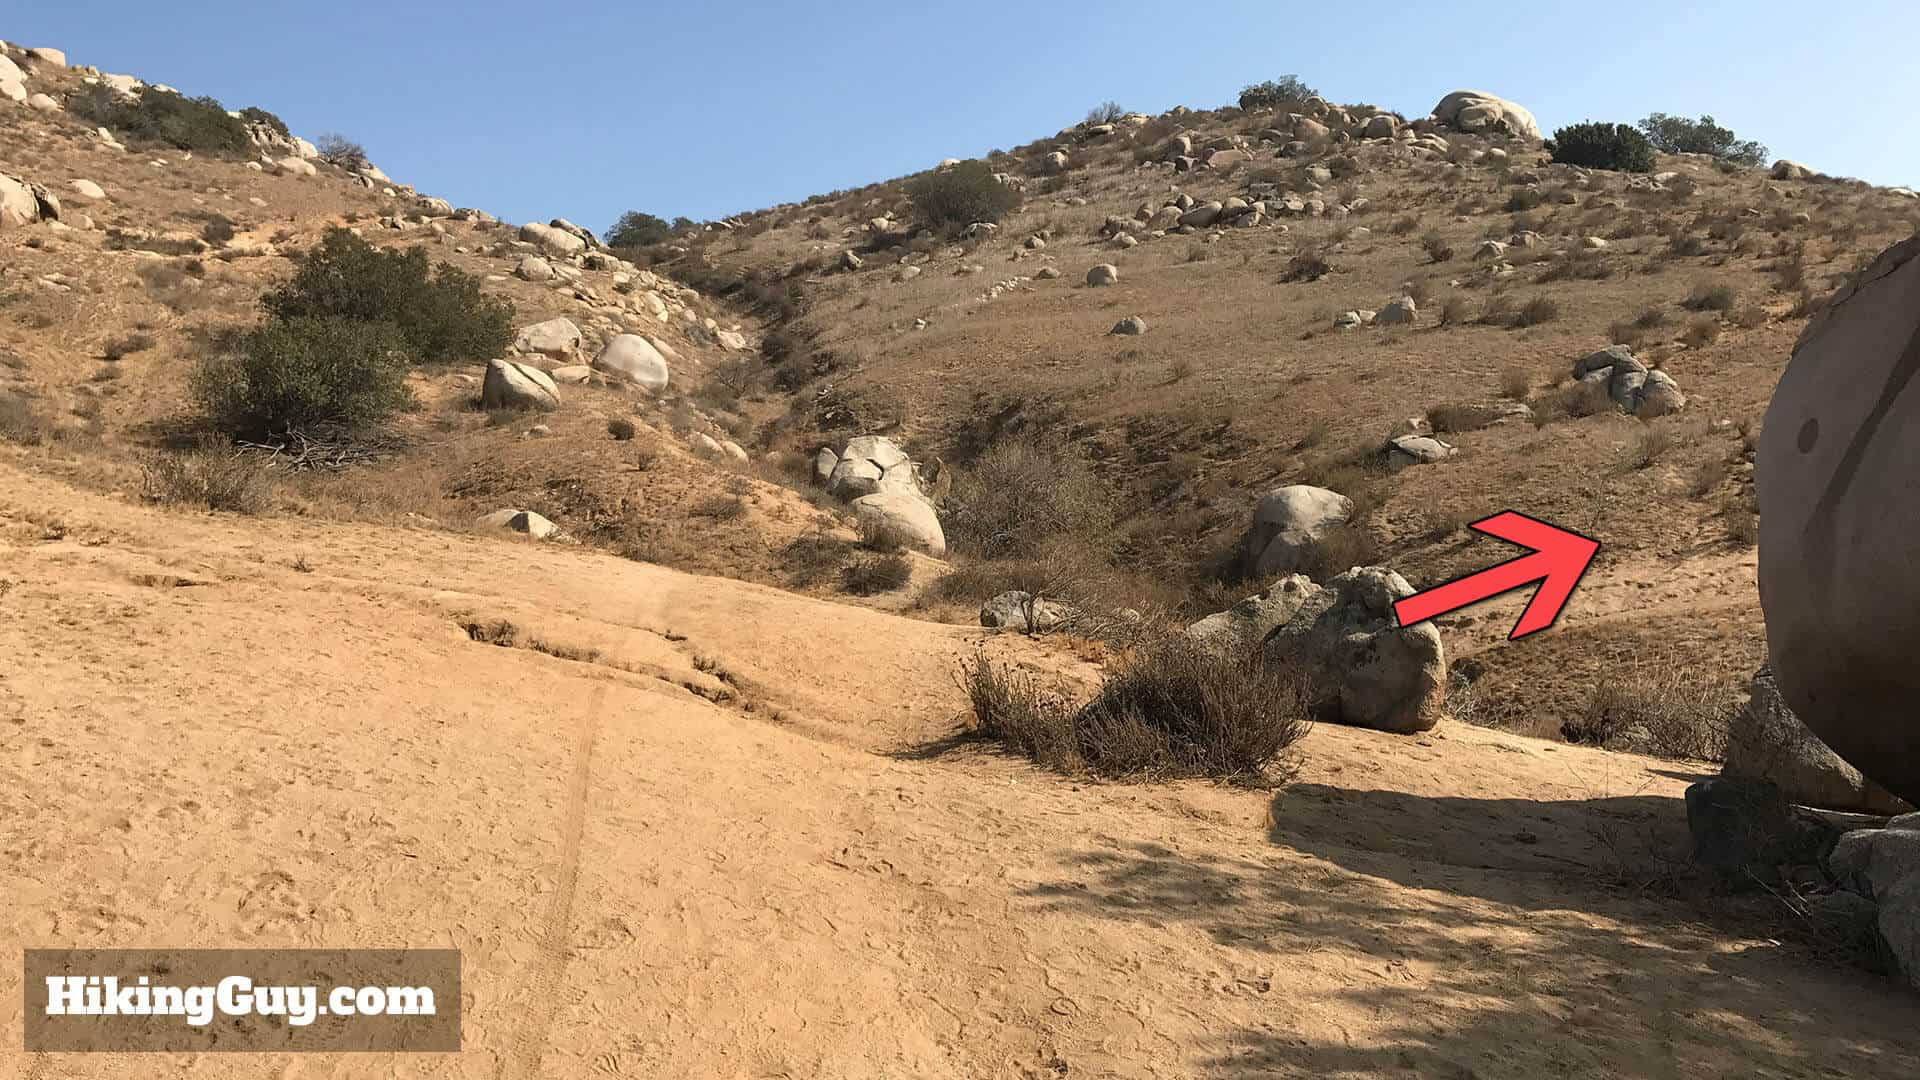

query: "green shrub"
xmin=961 ymin=642 xmax=1313 ymax=782
xmin=1238 ymin=75 xmax=1317 ymax=111
xmin=1637 ymin=113 xmax=1767 ymax=167
xmin=261 ymin=228 xmax=513 ymax=366
xmin=605 ymin=210 xmax=673 ymax=248
xmin=1546 ymin=122 xmax=1655 ymax=173
xmin=239 ymin=106 xmax=289 ymax=138
xmin=192 ymin=317 xmax=415 ymax=439
xmin=69 ymin=85 xmax=250 ymax=155
xmin=907 ymin=160 xmax=1021 ymax=230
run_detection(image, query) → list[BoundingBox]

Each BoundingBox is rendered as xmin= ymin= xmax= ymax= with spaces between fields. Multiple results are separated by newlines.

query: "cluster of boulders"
xmin=1574 ymin=345 xmax=1687 ymax=418
xmin=1335 ymin=295 xmax=1417 ymax=330
xmin=0 ymin=44 xmax=66 ymax=111
xmin=812 ymin=435 xmax=946 ymax=556
xmin=1183 ymin=567 xmax=1446 ymax=734
xmin=1427 ymin=91 xmax=1541 ymax=140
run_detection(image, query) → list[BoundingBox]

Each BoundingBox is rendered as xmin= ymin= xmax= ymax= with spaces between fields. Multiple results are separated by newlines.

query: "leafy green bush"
xmin=239 ymin=106 xmax=289 ymax=138
xmin=261 ymin=228 xmax=513 ymax=366
xmin=907 ymin=160 xmax=1021 ymax=230
xmin=69 ymin=85 xmax=250 ymax=155
xmin=193 ymin=317 xmax=414 ymax=439
xmin=1546 ymin=122 xmax=1655 ymax=173
xmin=1637 ymin=113 xmax=1767 ymax=167
xmin=1238 ymin=75 xmax=1317 ymax=111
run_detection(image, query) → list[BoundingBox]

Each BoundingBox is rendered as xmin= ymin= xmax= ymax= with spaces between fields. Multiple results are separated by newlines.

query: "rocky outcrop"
xmin=1574 ymin=345 xmax=1686 ymax=418
xmin=1239 ymin=485 xmax=1353 ymax=578
xmin=0 ymin=172 xmax=60 ymax=228
xmin=1759 ymin=232 xmax=1920 ymax=809
xmin=1430 ymin=91 xmax=1541 ymax=140
xmin=1184 ymin=568 xmax=1446 ymax=735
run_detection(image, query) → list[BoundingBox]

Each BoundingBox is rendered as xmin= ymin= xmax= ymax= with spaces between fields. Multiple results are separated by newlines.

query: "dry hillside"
xmin=5 ymin=35 xmax=1920 ymax=1078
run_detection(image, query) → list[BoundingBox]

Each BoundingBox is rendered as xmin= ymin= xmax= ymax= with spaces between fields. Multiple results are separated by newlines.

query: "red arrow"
xmin=1393 ymin=511 xmax=1600 ymax=640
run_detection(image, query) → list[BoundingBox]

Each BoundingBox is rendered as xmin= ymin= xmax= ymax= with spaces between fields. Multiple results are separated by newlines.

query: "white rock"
xmin=591 ymin=334 xmax=670 ymax=391
xmin=481 ymin=509 xmax=558 ymax=539
xmin=480 ymin=359 xmax=561 ymax=411
xmin=512 ymin=317 xmax=582 ymax=359
xmin=851 ymin=491 xmax=946 ymax=557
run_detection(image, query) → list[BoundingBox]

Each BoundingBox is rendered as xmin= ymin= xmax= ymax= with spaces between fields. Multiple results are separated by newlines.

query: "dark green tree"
xmin=605 ymin=210 xmax=674 ymax=248
xmin=1636 ymin=113 xmax=1768 ymax=167
xmin=1546 ymin=122 xmax=1656 ymax=173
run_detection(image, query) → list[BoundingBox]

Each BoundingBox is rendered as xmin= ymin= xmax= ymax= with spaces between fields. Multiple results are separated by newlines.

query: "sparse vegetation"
xmin=315 ymin=133 xmax=370 ymax=171
xmin=1282 ymin=253 xmax=1331 ymax=283
xmin=962 ymin=642 xmax=1312 ymax=783
xmin=1546 ymin=122 xmax=1655 ymax=173
xmin=944 ymin=438 xmax=1114 ymax=560
xmin=1420 ymin=232 xmax=1454 ymax=263
xmin=1561 ymin=652 xmax=1738 ymax=761
xmin=1084 ymin=101 xmax=1126 ymax=125
xmin=844 ymin=553 xmax=913 ymax=595
xmin=1684 ymin=282 xmax=1739 ymax=312
xmin=140 ymin=446 xmax=275 ymax=513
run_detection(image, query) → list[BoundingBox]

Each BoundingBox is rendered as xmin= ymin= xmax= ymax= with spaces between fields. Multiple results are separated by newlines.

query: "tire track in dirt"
xmin=494 ymin=681 xmax=607 ymax=1080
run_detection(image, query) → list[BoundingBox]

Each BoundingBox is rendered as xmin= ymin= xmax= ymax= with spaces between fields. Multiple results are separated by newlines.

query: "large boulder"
xmin=1723 ymin=666 xmax=1912 ymax=814
xmin=850 ymin=492 xmax=945 ymax=557
xmin=591 ymin=334 xmax=670 ymax=391
xmin=1771 ymin=160 xmax=1814 ymax=181
xmin=519 ymin=221 xmax=585 ymax=258
xmin=1186 ymin=569 xmax=1445 ymax=734
xmin=1240 ymin=485 xmax=1354 ymax=578
xmin=1758 ymin=232 xmax=1920 ymax=808
xmin=480 ymin=359 xmax=561 ymax=411
xmin=827 ymin=435 xmax=916 ymax=500
xmin=1431 ymin=91 xmax=1541 ymax=140
xmin=1829 ymin=817 xmax=1920 ymax=989
xmin=512 ymin=317 xmax=582 ymax=359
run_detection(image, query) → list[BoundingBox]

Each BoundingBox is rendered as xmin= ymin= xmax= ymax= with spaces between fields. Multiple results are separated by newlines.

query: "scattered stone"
xmin=1385 ymin=434 xmax=1456 ymax=470
xmin=1770 ymin=160 xmax=1814 ymax=181
xmin=480 ymin=359 xmax=561 ymax=411
xmin=1086 ymin=263 xmax=1120 ymax=287
xmin=481 ymin=509 xmax=559 ymax=540
xmin=515 ymin=255 xmax=554 ymax=282
xmin=512 ymin=317 xmax=582 ymax=359
xmin=1239 ymin=485 xmax=1353 ymax=578
xmin=1110 ymin=316 xmax=1147 ymax=336
xmin=980 ymin=591 xmax=1073 ymax=634
xmin=1374 ymin=296 xmax=1417 ymax=326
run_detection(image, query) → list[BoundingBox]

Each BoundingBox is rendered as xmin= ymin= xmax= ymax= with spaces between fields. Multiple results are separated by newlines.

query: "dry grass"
xmin=140 ymin=448 xmax=276 ymax=514
xmin=844 ymin=553 xmax=913 ymax=595
xmin=1559 ymin=652 xmax=1739 ymax=761
xmin=960 ymin=641 xmax=1312 ymax=783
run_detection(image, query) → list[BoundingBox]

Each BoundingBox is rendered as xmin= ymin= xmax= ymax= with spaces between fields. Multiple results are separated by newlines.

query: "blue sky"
xmin=11 ymin=2 xmax=1918 ymax=235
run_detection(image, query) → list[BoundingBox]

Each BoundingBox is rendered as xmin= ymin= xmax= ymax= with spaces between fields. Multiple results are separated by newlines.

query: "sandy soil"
xmin=4 ymin=458 xmax=1917 ymax=1079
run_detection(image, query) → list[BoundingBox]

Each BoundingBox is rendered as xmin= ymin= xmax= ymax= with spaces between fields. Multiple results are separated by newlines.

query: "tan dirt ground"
xmin=5 ymin=459 xmax=1917 ymax=1079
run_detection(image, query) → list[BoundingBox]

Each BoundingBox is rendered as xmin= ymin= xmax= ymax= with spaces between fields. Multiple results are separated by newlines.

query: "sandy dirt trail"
xmin=2 ymin=458 xmax=1916 ymax=1079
